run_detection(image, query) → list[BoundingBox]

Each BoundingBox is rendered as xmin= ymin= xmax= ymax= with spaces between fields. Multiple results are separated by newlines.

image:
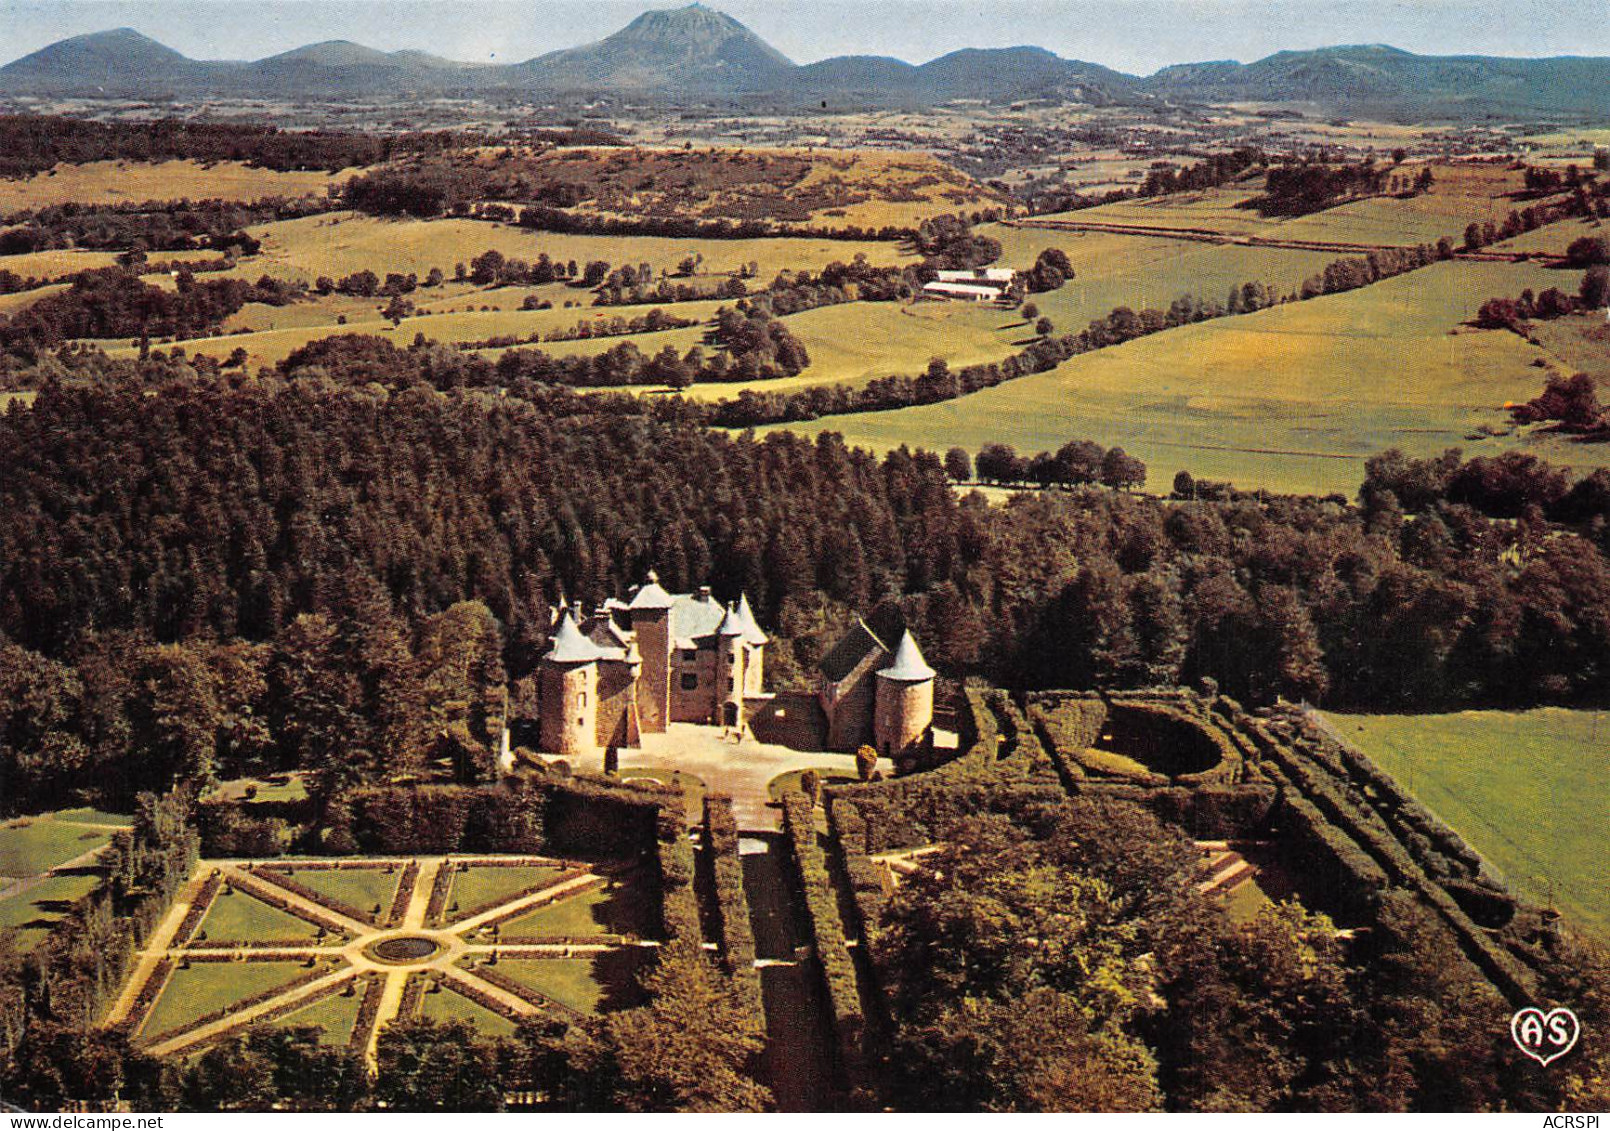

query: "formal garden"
xmin=110 ymin=853 xmax=664 ymax=1061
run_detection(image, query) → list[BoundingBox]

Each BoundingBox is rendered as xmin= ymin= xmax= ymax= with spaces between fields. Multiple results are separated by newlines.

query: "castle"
xmin=536 ymin=573 xmax=935 ymax=761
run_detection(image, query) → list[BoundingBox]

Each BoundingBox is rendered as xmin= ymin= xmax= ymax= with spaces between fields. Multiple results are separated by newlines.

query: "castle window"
xmin=683 ymin=649 xmax=698 ymax=661
xmin=579 ymin=691 xmax=587 ymax=707
xmin=728 ymin=676 xmax=736 ymax=692
xmin=681 ymin=674 xmax=698 ymax=691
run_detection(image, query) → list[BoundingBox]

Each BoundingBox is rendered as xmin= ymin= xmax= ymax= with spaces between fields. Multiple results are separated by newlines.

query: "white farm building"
xmin=922 ymin=267 xmax=1015 ymax=303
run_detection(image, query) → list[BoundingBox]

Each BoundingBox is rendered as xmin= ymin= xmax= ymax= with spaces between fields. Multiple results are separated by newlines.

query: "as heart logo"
xmin=1510 ymin=1007 xmax=1581 ymax=1066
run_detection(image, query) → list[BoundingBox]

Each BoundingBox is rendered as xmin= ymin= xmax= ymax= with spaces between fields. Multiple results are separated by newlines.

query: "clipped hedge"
xmin=781 ymin=792 xmax=870 ymax=1103
xmin=701 ymin=795 xmax=765 ymax=1028
xmin=656 ymin=804 xmax=703 ymax=946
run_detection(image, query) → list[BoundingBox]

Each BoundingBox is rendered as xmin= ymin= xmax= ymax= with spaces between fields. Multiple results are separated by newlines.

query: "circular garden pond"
xmin=366 ymin=935 xmax=442 ymax=965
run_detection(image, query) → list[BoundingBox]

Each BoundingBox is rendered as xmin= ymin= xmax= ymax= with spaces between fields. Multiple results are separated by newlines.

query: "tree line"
xmin=0 ymin=114 xmax=476 ymax=179
xmin=6 ymin=370 xmax=1610 ymax=818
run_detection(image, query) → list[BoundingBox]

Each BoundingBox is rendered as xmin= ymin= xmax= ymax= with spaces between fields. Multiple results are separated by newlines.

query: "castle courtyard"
xmin=614 ymin=724 xmax=894 ymax=831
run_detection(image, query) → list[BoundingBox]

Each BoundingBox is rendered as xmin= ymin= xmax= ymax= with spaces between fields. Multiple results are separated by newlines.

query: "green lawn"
xmin=51 ymin=807 xmax=133 ymax=827
xmin=270 ymin=985 xmax=364 ymax=1046
xmin=195 ymin=888 xmax=327 ymax=944
xmin=448 ymin=865 xmax=569 ymax=918
xmin=279 ymin=866 xmax=400 ymax=919
xmin=0 ymin=817 xmax=117 ymax=877
xmin=497 ymin=873 xmax=658 ymax=939
xmin=144 ymin=960 xmax=315 ymax=1039
xmin=0 ymin=871 xmax=104 ymax=951
xmin=209 ymin=775 xmax=309 ymax=804
xmin=487 ymin=954 xmax=648 ymax=1015
xmin=758 ymin=258 xmax=1607 ymax=497
xmin=418 ymin=982 xmax=517 ymax=1038
xmin=1325 ymin=708 xmax=1610 ymax=938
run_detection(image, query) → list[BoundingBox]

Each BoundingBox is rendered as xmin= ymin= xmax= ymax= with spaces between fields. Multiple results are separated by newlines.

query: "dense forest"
xmin=4 ymin=361 xmax=1610 ymax=816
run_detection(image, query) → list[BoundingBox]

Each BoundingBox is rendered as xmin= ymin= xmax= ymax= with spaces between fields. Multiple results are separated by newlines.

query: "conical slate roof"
xmin=628 ymin=569 xmax=675 ymax=610
xmin=735 ymin=593 xmax=767 ymax=646
xmin=716 ymin=603 xmax=745 ymax=636
xmin=878 ymin=630 xmax=935 ymax=681
xmin=545 ymin=610 xmax=604 ymax=663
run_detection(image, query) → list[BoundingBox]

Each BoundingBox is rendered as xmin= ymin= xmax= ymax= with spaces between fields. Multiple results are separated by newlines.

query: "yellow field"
xmin=1530 ymin=312 xmax=1610 ymax=382
xmin=756 ymin=259 xmax=1609 ymax=496
xmin=0 ymin=283 xmax=67 ymax=316
xmin=97 ymin=295 xmax=732 ymax=368
xmin=0 ymin=160 xmax=355 ymax=213
xmin=223 ymin=211 xmax=914 ymax=288
xmin=600 ymin=301 xmax=1025 ymax=401
xmin=0 ymin=247 xmax=229 ymax=280
xmin=985 ymin=224 xmax=1337 ymax=329
xmin=1037 ymin=163 xmax=1541 ymax=248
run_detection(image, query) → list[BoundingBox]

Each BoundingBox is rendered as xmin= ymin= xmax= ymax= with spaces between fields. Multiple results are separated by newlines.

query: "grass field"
xmin=758 ymin=258 xmax=1608 ymax=496
xmin=497 ymin=872 xmax=658 ymax=939
xmin=489 ymin=954 xmax=648 ymax=1015
xmin=1325 ymin=708 xmax=1610 ymax=938
xmin=1530 ymin=312 xmax=1610 ymax=383
xmin=0 ymin=814 xmax=122 ymax=877
xmin=207 ymin=775 xmax=309 ymax=804
xmin=52 ymin=807 xmax=133 ymax=826
xmin=143 ymin=960 xmax=316 ymax=1039
xmin=195 ymin=888 xmax=325 ymax=943
xmin=448 ymin=865 xmax=568 ymax=918
xmin=1040 ymin=163 xmax=1539 ymax=247
xmin=270 ymin=985 xmax=364 ymax=1045
xmin=280 ymin=867 xmax=400 ymax=918
xmin=0 ymin=871 xmax=104 ymax=951
xmin=0 ymin=161 xmax=354 ymax=213
xmin=986 ymin=224 xmax=1338 ymax=327
xmin=418 ymin=981 xmax=517 ymax=1037
xmin=225 ymin=211 xmax=912 ymax=288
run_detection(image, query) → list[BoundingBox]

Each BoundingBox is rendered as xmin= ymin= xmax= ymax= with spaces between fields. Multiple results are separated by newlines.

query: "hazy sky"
xmin=2 ymin=0 xmax=1608 ymax=73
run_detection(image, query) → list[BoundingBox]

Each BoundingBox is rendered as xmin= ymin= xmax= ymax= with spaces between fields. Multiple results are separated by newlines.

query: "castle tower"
xmin=715 ymin=603 xmax=747 ymax=730
xmin=628 ymin=571 xmax=675 ymax=734
xmin=874 ymin=630 xmax=935 ymax=759
xmin=539 ymin=611 xmax=601 ymax=761
xmin=735 ymin=592 xmax=767 ymax=695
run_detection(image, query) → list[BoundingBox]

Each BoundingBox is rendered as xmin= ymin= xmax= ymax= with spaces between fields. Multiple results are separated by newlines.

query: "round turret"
xmin=539 ymin=611 xmax=601 ymax=760
xmin=874 ymin=630 xmax=935 ymax=759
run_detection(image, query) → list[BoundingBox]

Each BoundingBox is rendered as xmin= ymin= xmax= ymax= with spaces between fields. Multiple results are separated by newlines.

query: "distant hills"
xmin=3 ymin=5 xmax=1609 ymax=117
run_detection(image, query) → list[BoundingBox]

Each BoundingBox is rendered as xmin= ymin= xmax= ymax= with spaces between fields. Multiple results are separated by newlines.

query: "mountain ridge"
xmin=3 ymin=8 xmax=1609 ymax=115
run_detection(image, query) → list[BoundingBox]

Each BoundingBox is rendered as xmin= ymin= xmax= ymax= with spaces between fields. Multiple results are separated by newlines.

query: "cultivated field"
xmin=223 ymin=211 xmax=913 ymax=286
xmin=986 ymin=224 xmax=1338 ymax=327
xmin=758 ymin=259 xmax=1604 ymax=496
xmin=0 ymin=160 xmax=355 ymax=212
xmin=1326 ymin=709 xmax=1610 ymax=938
xmin=1037 ymin=163 xmax=1541 ymax=247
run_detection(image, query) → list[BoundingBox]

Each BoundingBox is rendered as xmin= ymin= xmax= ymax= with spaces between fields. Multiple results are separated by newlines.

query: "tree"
xmin=1172 ymin=470 xmax=1196 ymax=499
xmin=1581 ymin=264 xmax=1610 ymax=310
xmin=373 ymin=1019 xmax=504 ymax=1111
xmin=1035 ymin=317 xmax=1054 ymax=337
xmin=565 ymin=942 xmax=773 ymax=1111
xmin=944 ymin=446 xmax=972 ymax=482
xmin=1021 ymin=302 xmax=1039 ymax=321
xmin=1100 ymin=447 xmax=1147 ymax=491
xmin=855 ymin=743 xmax=878 ymax=781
